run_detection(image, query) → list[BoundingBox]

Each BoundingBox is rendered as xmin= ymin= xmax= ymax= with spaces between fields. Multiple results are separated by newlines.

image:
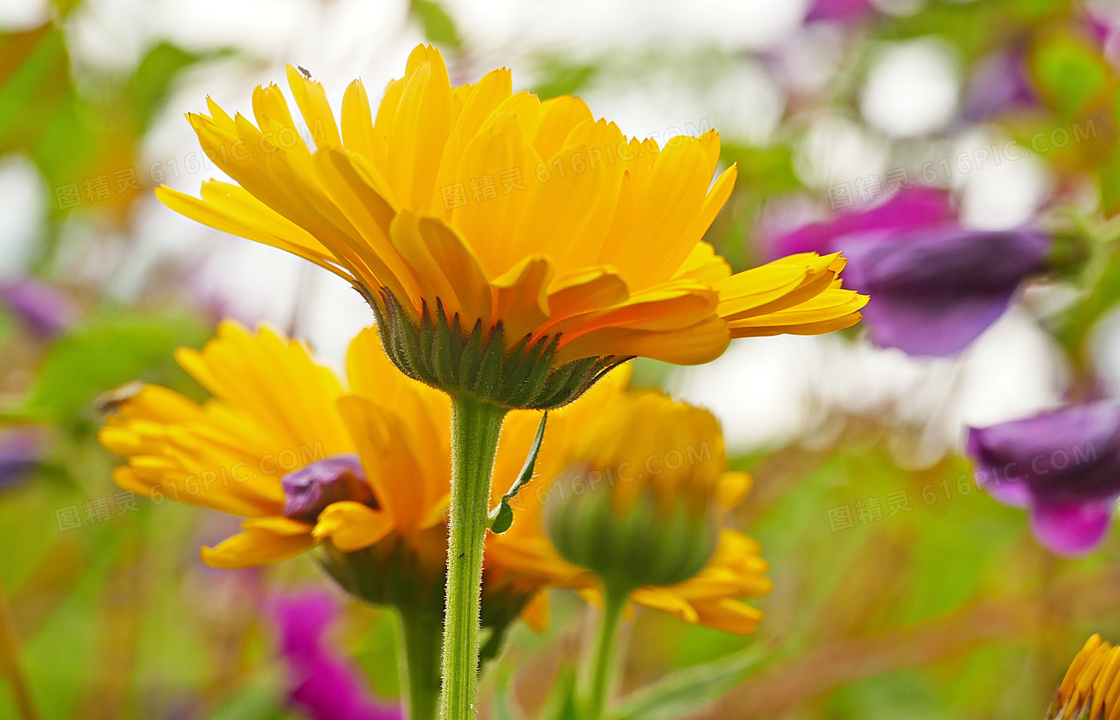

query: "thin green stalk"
xmin=0 ymin=584 xmax=38 ymax=720
xmin=583 ymin=585 xmax=628 ymax=720
xmin=399 ymin=609 xmax=442 ymax=720
xmin=440 ymin=394 xmax=507 ymax=720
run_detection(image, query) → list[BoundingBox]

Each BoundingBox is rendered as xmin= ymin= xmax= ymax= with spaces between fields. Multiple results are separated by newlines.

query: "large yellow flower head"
xmin=1048 ymin=634 xmax=1120 ymax=720
xmin=159 ymin=44 xmax=866 ymax=409
xmin=97 ymin=323 xmax=567 ymax=626
xmin=485 ymin=381 xmax=771 ymax=635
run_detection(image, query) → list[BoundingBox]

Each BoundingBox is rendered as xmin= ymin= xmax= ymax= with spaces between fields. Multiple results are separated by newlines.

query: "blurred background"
xmin=3 ymin=0 xmax=1120 ymax=717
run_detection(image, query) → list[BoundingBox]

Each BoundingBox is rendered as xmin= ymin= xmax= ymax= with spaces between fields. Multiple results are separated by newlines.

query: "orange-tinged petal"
xmin=557 ymin=314 xmax=730 ymax=365
xmin=491 ymin=256 xmax=554 ymax=342
xmin=520 ymin=590 xmax=551 ymax=632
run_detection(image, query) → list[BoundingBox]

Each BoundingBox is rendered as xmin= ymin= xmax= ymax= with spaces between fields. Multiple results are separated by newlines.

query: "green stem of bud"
xmin=582 ymin=584 xmax=629 ymax=720
xmin=440 ymin=393 xmax=507 ymax=720
xmin=399 ymin=608 xmax=442 ymax=720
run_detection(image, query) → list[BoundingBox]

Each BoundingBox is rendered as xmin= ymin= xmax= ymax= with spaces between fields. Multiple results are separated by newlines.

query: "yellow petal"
xmin=337 ymin=395 xmax=428 ymax=531
xmin=388 ymin=45 xmax=453 ymax=209
xmin=341 ymin=78 xmax=377 ymax=161
xmin=201 ymin=525 xmax=316 ymax=568
xmin=286 ymin=64 xmax=342 ymax=149
xmin=312 ymin=501 xmax=396 ymax=552
xmin=520 ymin=590 xmax=551 ymax=632
xmin=492 ymin=256 xmax=554 ymax=342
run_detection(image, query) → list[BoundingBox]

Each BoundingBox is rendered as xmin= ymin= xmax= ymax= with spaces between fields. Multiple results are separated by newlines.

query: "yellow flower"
xmin=97 ymin=322 xmax=567 ymax=618
xmin=486 ymin=381 xmax=772 ymax=635
xmin=1048 ymin=634 xmax=1120 ymax=720
xmin=158 ymin=44 xmax=866 ymax=409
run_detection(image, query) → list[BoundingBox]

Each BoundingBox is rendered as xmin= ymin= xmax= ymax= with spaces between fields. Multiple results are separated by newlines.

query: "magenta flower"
xmin=768 ymin=190 xmax=1049 ymax=356
xmin=272 ymin=591 xmax=403 ymax=720
xmin=768 ymin=188 xmax=955 ymax=260
xmin=0 ymin=277 xmax=77 ymax=338
xmin=966 ymin=403 xmax=1120 ymax=556
xmin=806 ymin=0 xmax=873 ymax=23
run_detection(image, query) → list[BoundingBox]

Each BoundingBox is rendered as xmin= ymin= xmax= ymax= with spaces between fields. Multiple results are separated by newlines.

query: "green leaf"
xmin=608 ymin=644 xmax=770 ymax=720
xmin=130 ymin=42 xmax=212 ymax=132
xmin=488 ymin=412 xmax=547 ymax=534
xmin=533 ymin=59 xmax=599 ymax=101
xmin=13 ymin=312 xmax=207 ymax=425
xmin=492 ymin=678 xmax=522 ymax=720
xmin=540 ymin=669 xmax=581 ymax=720
xmin=411 ymin=0 xmax=463 ymax=51
xmin=1031 ymin=33 xmax=1111 ymax=119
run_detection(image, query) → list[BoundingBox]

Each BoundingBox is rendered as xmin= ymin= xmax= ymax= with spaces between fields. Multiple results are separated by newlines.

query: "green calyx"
xmin=317 ymin=534 xmax=530 ymax=671
xmin=317 ymin=534 xmax=446 ymax=614
xmin=546 ymin=485 xmax=719 ymax=593
xmin=369 ymin=288 xmax=630 ymax=410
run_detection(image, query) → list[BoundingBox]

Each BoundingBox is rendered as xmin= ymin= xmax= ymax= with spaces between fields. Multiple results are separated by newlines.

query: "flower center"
xmin=281 ymin=454 xmax=375 ymax=523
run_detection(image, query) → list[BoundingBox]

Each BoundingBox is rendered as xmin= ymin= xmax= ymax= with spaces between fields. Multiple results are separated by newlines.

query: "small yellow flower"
xmin=486 ymin=381 xmax=772 ymax=634
xmin=1049 ymin=634 xmax=1120 ymax=720
xmin=97 ymin=323 xmax=573 ymax=618
xmin=158 ymin=44 xmax=866 ymax=409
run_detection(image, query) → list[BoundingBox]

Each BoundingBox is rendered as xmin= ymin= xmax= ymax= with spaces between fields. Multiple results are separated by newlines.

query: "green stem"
xmin=440 ymin=394 xmax=507 ymax=720
xmin=399 ymin=609 xmax=442 ymax=720
xmin=583 ymin=585 xmax=628 ymax=720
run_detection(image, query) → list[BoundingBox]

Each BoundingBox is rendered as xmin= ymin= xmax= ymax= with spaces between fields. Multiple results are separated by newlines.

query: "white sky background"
xmin=0 ymin=0 xmax=1073 ymax=456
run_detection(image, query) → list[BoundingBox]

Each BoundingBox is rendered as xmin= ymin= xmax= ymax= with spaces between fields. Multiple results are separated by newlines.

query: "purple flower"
xmin=0 ymin=429 xmax=41 ymax=489
xmin=841 ymin=227 xmax=1049 ymax=356
xmin=768 ymin=188 xmax=955 ymax=259
xmin=967 ymin=403 xmax=1120 ymax=556
xmin=806 ymin=0 xmax=873 ymax=23
xmin=768 ymin=190 xmax=1049 ymax=356
xmin=272 ymin=591 xmax=403 ymax=720
xmin=0 ymin=278 xmax=76 ymax=338
xmin=962 ymin=49 xmax=1037 ymax=121
xmin=282 ymin=455 xmax=374 ymax=523
xmin=1086 ymin=10 xmax=1120 ymax=69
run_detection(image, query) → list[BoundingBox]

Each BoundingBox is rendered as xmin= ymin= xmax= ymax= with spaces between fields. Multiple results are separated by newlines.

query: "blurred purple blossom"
xmin=768 ymin=188 xmax=954 ymax=259
xmin=0 ymin=429 xmax=41 ymax=489
xmin=806 ymin=0 xmax=872 ymax=23
xmin=272 ymin=591 xmax=403 ymax=720
xmin=842 ymin=227 xmax=1049 ymax=356
xmin=1086 ymin=10 xmax=1120 ymax=68
xmin=769 ymin=190 xmax=1048 ymax=355
xmin=0 ymin=278 xmax=77 ymax=338
xmin=282 ymin=455 xmax=373 ymax=523
xmin=967 ymin=403 xmax=1120 ymax=556
xmin=963 ymin=49 xmax=1037 ymax=121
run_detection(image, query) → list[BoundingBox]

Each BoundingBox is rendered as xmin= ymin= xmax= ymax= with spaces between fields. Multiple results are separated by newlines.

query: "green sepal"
xmin=489 ymin=411 xmax=548 ymax=534
xmin=371 ymin=288 xmax=631 ymax=410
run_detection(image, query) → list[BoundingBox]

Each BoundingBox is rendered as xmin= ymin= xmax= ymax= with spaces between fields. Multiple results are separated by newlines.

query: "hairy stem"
xmin=440 ymin=394 xmax=506 ymax=719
